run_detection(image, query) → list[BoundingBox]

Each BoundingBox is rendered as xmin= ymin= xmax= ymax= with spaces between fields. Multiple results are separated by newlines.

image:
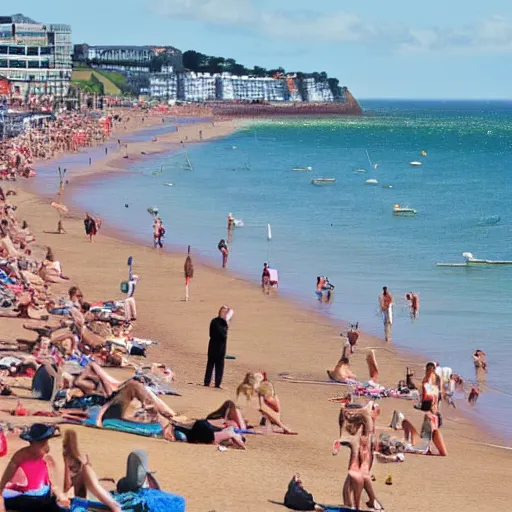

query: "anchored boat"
xmin=365 ymin=179 xmax=379 ymax=185
xmin=409 ymin=161 xmax=422 ymax=167
xmin=393 ymin=204 xmax=417 ymax=216
xmin=437 ymin=252 xmax=512 ymax=267
xmin=312 ymin=178 xmax=336 ymax=186
xmin=292 ymin=166 xmax=312 ymax=171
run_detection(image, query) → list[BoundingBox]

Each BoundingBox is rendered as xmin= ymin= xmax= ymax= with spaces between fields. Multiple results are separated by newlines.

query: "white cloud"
xmin=153 ymin=0 xmax=512 ymax=54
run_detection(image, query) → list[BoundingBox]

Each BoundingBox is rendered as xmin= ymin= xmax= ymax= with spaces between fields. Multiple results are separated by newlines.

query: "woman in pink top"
xmin=0 ymin=424 xmax=62 ymax=512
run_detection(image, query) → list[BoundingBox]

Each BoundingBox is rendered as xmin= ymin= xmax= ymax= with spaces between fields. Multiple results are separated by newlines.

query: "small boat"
xmin=365 ymin=179 xmax=379 ymax=185
xmin=409 ymin=161 xmax=422 ymax=167
xmin=437 ymin=252 xmax=512 ymax=267
xmin=393 ymin=204 xmax=417 ymax=216
xmin=312 ymin=178 xmax=336 ymax=186
xmin=163 ymin=183 xmax=174 ymax=187
xmin=292 ymin=166 xmax=312 ymax=171
xmin=382 ymin=185 xmax=393 ymax=189
xmin=353 ymin=168 xmax=367 ymax=174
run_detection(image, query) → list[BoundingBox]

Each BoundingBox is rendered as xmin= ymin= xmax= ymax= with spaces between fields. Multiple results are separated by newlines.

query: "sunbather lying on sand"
xmin=327 ymin=349 xmax=379 ymax=385
xmin=327 ymin=357 xmax=356 ymax=382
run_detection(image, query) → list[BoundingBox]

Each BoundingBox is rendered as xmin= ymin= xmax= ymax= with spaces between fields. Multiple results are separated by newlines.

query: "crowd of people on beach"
xmin=0 ymin=182 xmax=305 ymax=511
xmin=0 ymin=113 xmax=114 ymax=181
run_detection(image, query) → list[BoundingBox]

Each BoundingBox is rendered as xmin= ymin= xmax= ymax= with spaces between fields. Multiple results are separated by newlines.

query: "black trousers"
xmin=4 ymin=494 xmax=62 ymax=512
xmin=204 ymin=351 xmax=225 ymax=387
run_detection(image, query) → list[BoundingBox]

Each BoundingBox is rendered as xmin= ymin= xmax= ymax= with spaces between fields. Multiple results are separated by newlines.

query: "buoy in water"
xmin=125 ymin=204 xmax=129 ymax=208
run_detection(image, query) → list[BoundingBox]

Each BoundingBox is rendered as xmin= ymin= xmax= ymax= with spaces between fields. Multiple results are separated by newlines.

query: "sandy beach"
xmin=0 ymin=114 xmax=510 ymax=512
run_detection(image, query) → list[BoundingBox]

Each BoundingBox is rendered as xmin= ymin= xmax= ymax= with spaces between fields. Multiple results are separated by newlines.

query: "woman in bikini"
xmin=419 ymin=362 xmax=440 ymax=411
xmin=61 ymin=430 xmax=121 ymax=512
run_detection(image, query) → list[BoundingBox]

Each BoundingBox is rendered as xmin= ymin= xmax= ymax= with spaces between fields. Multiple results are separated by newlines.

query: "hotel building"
xmin=0 ymin=13 xmax=72 ymax=98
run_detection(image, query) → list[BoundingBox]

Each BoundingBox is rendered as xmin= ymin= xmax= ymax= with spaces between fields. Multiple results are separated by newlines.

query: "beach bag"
xmin=284 ymin=475 xmax=316 ymax=511
xmin=130 ymin=345 xmax=147 ymax=357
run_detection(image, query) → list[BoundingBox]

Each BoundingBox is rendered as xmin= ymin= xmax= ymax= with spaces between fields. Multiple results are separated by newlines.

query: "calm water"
xmin=54 ymin=100 xmax=512 ymax=438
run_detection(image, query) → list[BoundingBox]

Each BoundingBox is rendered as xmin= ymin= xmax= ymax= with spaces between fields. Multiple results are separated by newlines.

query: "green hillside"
xmin=71 ymin=68 xmax=125 ymax=96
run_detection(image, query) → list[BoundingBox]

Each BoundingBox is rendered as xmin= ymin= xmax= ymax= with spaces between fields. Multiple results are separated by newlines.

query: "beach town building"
xmin=302 ymin=78 xmax=335 ymax=102
xmin=148 ymin=66 xmax=178 ymax=101
xmin=0 ymin=14 xmax=72 ymax=99
xmin=73 ymin=44 xmax=184 ymax=74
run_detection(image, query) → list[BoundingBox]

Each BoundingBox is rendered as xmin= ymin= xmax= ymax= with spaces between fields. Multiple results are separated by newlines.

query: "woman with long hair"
xmin=61 ymin=430 xmax=121 ymax=512
xmin=184 ymin=245 xmax=194 ymax=302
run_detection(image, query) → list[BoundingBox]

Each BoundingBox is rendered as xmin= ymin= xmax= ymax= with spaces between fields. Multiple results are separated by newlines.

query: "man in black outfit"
xmin=204 ymin=306 xmax=230 ymax=388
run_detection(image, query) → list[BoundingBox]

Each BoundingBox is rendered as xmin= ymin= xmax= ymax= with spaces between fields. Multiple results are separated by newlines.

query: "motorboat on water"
xmin=312 ymin=177 xmax=336 ymax=185
xmin=365 ymin=178 xmax=379 ymax=185
xmin=436 ymin=252 xmax=512 ymax=267
xmin=163 ymin=183 xmax=174 ymax=187
xmin=393 ymin=204 xmax=417 ymax=216
xmin=409 ymin=161 xmax=422 ymax=167
xmin=292 ymin=166 xmax=312 ymax=171
xmin=353 ymin=168 xmax=367 ymax=173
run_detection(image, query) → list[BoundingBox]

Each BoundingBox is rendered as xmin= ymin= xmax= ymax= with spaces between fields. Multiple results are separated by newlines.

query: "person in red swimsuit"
xmin=0 ymin=424 xmax=62 ymax=512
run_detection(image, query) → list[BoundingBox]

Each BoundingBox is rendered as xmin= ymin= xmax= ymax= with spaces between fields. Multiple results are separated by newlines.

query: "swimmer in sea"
xmin=405 ymin=292 xmax=419 ymax=319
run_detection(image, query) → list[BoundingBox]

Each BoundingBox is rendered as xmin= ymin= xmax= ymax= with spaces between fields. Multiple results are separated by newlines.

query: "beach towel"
xmin=102 ymin=419 xmax=163 ymax=437
xmin=70 ymin=488 xmax=185 ymax=512
xmin=78 ymin=409 xmax=164 ymax=438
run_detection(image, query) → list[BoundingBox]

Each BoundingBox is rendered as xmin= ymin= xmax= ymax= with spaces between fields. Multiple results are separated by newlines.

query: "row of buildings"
xmin=0 ymin=13 xmax=346 ymax=105
xmin=0 ymin=14 xmax=71 ymax=99
xmin=148 ymin=72 xmax=340 ymax=103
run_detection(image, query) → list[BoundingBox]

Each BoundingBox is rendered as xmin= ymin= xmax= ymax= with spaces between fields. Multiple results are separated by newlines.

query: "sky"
xmin=11 ymin=0 xmax=512 ymax=99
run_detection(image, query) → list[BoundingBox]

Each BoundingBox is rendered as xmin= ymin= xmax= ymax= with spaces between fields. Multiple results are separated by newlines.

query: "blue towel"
xmin=71 ymin=489 xmax=185 ymax=512
xmin=102 ymin=419 xmax=163 ymax=437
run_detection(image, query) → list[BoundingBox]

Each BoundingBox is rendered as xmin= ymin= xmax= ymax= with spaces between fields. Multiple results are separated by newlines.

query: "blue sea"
xmin=38 ymin=100 xmax=512 ymax=438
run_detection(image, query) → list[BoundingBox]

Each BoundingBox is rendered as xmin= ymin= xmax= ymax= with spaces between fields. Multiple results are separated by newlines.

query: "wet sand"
xmin=0 ymin=116 xmax=510 ymax=511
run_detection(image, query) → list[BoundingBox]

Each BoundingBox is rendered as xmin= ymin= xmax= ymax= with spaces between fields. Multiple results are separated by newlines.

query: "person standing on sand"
xmin=184 ymin=245 xmax=194 ymax=302
xmin=153 ymin=217 xmax=165 ymax=249
xmin=379 ymin=286 xmax=393 ymax=342
xmin=204 ymin=306 xmax=232 ymax=388
xmin=218 ymin=239 xmax=229 ymax=268
xmin=83 ymin=214 xmax=97 ymax=242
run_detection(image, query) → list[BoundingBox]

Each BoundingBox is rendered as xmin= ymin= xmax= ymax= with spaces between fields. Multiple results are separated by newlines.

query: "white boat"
xmin=409 ymin=161 xmax=422 ymax=167
xmin=365 ymin=179 xmax=379 ymax=185
xmin=312 ymin=178 xmax=336 ymax=186
xmin=437 ymin=252 xmax=512 ymax=267
xmin=393 ymin=204 xmax=417 ymax=216
xmin=382 ymin=185 xmax=393 ymax=189
xmin=292 ymin=166 xmax=312 ymax=171
xmin=163 ymin=183 xmax=174 ymax=187
xmin=353 ymin=168 xmax=367 ymax=174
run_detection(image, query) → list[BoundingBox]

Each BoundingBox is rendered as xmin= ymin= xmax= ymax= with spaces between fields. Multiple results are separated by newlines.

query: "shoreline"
xmin=4 ymin=115 xmax=511 ymax=511
xmin=46 ymin=117 xmax=509 ymax=441
xmin=25 ymin=116 xmax=511 ymax=444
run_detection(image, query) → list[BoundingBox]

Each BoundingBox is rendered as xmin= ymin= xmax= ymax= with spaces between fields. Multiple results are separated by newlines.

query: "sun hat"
xmin=20 ymin=423 xmax=60 ymax=443
xmin=117 ymin=450 xmax=158 ymax=493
